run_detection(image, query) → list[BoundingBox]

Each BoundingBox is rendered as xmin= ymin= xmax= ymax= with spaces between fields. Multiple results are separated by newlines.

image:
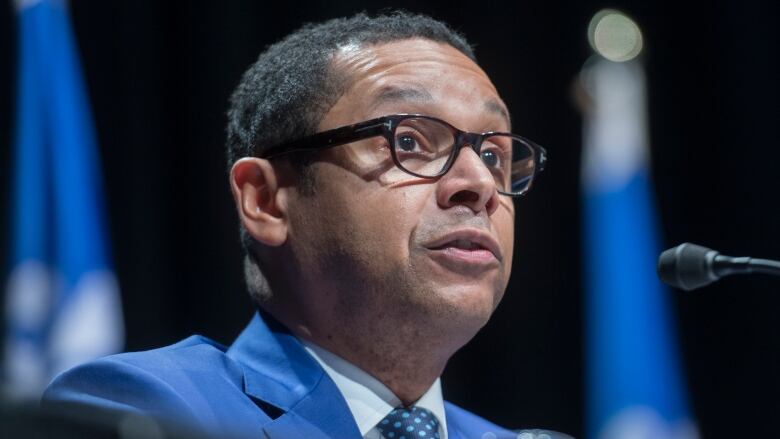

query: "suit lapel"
xmin=446 ymin=414 xmax=465 ymax=439
xmin=227 ymin=311 xmax=362 ymax=439
xmin=261 ymin=378 xmax=363 ymax=439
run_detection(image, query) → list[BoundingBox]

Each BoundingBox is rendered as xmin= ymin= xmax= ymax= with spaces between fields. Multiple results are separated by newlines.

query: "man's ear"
xmin=229 ymin=157 xmax=288 ymax=247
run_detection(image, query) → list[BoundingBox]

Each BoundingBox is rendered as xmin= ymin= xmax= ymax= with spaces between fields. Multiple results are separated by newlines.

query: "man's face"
xmin=286 ymin=39 xmax=515 ymax=341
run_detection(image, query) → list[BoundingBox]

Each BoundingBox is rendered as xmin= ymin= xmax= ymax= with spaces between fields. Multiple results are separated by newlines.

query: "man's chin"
xmin=415 ymin=281 xmax=502 ymax=334
xmin=407 ymin=251 xmax=503 ymax=316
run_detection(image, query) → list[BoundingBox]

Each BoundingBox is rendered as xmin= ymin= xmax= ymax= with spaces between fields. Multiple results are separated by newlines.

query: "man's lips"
xmin=423 ymin=229 xmax=502 ymax=263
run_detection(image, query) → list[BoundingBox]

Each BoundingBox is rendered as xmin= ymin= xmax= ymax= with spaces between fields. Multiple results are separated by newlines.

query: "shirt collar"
xmin=302 ymin=340 xmax=448 ymax=439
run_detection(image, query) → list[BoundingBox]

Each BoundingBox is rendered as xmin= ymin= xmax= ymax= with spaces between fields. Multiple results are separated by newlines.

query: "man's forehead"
xmin=329 ymin=38 xmax=511 ymax=128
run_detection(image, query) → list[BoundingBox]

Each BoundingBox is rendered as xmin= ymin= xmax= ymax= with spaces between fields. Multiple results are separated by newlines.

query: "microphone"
xmin=657 ymin=243 xmax=780 ymax=291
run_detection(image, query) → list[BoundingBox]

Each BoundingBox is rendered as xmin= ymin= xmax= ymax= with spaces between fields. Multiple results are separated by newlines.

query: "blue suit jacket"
xmin=43 ymin=312 xmax=533 ymax=438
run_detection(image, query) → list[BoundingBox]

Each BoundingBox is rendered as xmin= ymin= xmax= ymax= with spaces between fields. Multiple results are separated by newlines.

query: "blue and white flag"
xmin=581 ymin=58 xmax=697 ymax=439
xmin=5 ymin=0 xmax=123 ymax=398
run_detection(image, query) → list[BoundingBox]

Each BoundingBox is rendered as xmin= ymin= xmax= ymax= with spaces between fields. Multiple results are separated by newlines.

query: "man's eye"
xmin=396 ymin=134 xmax=419 ymax=152
xmin=481 ymin=149 xmax=500 ymax=168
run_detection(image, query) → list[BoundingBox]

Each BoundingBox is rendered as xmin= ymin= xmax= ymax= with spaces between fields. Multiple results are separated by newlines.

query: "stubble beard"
xmin=288 ymin=187 xmax=504 ymax=391
xmin=316 ymin=237 xmax=499 ymax=388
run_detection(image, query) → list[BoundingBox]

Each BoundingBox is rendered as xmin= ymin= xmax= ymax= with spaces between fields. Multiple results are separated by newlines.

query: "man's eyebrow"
xmin=372 ymin=85 xmax=511 ymax=128
xmin=372 ymin=85 xmax=434 ymax=106
xmin=485 ymin=100 xmax=511 ymax=128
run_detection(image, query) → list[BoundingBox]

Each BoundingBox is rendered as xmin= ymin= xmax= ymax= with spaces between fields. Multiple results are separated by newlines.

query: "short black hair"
xmin=225 ymin=12 xmax=476 ymax=302
xmin=225 ymin=11 xmax=475 ymax=167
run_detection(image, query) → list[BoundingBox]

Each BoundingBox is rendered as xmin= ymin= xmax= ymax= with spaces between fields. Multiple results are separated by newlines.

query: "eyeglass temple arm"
xmin=260 ymin=121 xmax=387 ymax=159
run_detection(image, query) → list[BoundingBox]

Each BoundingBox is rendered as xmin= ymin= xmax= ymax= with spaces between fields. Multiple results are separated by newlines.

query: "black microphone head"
xmin=658 ymin=243 xmax=719 ymax=291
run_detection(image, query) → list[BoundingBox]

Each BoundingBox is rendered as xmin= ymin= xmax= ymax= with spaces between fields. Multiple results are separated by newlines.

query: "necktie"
xmin=377 ymin=406 xmax=441 ymax=439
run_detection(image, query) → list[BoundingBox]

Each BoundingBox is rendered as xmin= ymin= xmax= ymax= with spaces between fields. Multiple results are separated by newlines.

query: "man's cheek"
xmin=364 ymin=201 xmax=413 ymax=260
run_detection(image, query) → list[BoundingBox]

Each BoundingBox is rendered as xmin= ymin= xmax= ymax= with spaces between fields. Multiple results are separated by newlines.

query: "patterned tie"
xmin=377 ymin=406 xmax=441 ymax=439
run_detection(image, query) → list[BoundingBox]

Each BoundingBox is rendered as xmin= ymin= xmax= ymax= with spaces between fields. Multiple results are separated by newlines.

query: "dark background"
xmin=2 ymin=1 xmax=780 ymax=438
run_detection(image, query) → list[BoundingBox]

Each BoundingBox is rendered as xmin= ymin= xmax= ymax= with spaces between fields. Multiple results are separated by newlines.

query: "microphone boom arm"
xmin=713 ymin=256 xmax=780 ymax=277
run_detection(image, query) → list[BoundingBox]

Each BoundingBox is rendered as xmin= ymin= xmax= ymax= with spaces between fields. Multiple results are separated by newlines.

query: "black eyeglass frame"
xmin=259 ymin=114 xmax=547 ymax=197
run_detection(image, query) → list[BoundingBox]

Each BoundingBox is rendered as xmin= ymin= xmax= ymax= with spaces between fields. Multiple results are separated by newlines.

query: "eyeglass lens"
xmin=392 ymin=117 xmax=537 ymax=195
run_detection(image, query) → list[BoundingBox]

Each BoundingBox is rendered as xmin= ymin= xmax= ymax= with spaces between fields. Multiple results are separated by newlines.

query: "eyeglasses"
xmin=260 ymin=114 xmax=547 ymax=197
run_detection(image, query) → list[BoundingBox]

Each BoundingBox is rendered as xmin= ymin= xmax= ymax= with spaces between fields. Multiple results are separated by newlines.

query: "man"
xmin=43 ymin=11 xmax=564 ymax=439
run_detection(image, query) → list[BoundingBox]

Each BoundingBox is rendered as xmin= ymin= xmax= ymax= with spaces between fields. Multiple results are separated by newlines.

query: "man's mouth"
xmin=428 ymin=242 xmax=496 ymax=264
xmin=423 ymin=230 xmax=502 ymax=269
xmin=438 ymin=239 xmax=488 ymax=251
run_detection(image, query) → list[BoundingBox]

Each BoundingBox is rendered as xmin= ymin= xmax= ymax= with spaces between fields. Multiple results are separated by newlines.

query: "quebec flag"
xmin=581 ymin=58 xmax=697 ymax=439
xmin=5 ymin=0 xmax=124 ymax=398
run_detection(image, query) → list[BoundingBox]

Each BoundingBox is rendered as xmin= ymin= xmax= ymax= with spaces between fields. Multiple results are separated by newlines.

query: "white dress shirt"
xmin=302 ymin=340 xmax=448 ymax=439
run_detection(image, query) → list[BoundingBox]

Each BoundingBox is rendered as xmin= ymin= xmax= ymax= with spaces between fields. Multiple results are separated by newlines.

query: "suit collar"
xmin=226 ymin=310 xmax=320 ymax=411
xmin=226 ymin=310 xmax=362 ymax=439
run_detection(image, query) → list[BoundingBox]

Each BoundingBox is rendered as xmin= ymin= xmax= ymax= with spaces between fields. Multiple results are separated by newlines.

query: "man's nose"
xmin=435 ymin=146 xmax=500 ymax=215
